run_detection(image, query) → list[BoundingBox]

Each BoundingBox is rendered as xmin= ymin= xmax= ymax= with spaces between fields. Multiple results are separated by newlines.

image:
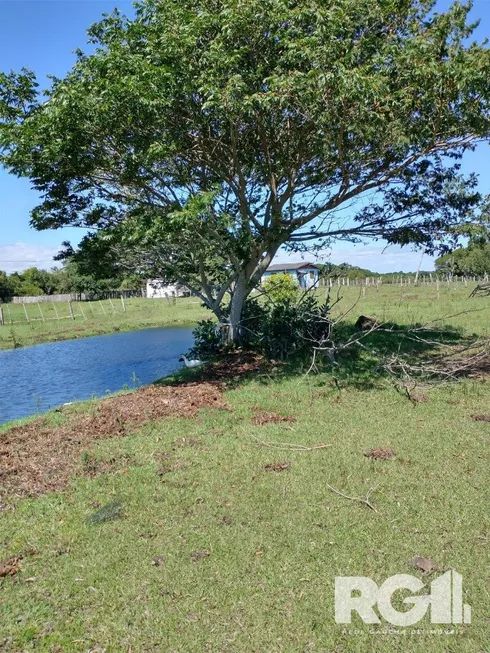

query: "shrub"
xmin=261 ymin=274 xmax=299 ymax=305
xmin=260 ymin=294 xmax=331 ymax=360
xmin=190 ymin=319 xmax=222 ymax=359
xmin=191 ymin=291 xmax=332 ymax=361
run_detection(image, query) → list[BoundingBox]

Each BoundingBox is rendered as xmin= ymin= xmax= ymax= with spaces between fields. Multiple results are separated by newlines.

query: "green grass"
xmin=0 ymin=297 xmax=211 ymax=350
xmin=320 ymin=280 xmax=488 ymax=333
xmin=1 ymin=283 xmax=490 ymax=651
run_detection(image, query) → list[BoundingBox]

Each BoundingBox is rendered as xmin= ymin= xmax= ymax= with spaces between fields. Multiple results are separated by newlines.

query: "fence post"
xmin=37 ymin=302 xmax=45 ymax=322
xmin=6 ymin=304 xmax=12 ymax=324
xmin=0 ymin=306 xmax=4 ymax=327
xmin=53 ymin=303 xmax=59 ymax=320
xmin=121 ymin=295 xmax=126 ymax=312
xmin=69 ymin=301 xmax=75 ymax=320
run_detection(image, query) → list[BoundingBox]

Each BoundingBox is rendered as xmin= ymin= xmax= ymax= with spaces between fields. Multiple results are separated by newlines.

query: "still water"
xmin=0 ymin=327 xmax=193 ymax=425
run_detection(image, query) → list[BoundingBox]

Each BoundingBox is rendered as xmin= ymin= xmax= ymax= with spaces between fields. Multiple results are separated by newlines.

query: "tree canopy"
xmin=0 ymin=263 xmax=141 ymax=300
xmin=1 ymin=0 xmax=490 ymax=338
xmin=436 ymin=243 xmax=490 ymax=276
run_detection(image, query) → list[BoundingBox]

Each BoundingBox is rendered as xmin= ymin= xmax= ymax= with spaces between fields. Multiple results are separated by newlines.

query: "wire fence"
xmin=320 ymin=274 xmax=489 ymax=288
xmin=0 ymin=296 xmax=183 ymax=327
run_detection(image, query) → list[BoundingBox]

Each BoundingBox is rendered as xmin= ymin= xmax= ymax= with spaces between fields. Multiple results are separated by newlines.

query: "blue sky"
xmin=0 ymin=0 xmax=489 ymax=274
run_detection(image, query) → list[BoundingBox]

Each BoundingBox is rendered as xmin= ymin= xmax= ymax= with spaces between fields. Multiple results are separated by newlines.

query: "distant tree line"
xmin=2 ymin=250 xmax=488 ymax=304
xmin=318 ymin=263 xmax=437 ymax=282
xmin=0 ymin=261 xmax=142 ymax=302
xmin=435 ymin=244 xmax=490 ymax=277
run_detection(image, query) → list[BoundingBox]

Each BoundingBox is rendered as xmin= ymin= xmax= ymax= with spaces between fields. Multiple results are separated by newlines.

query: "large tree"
xmin=1 ymin=0 xmax=490 ymax=339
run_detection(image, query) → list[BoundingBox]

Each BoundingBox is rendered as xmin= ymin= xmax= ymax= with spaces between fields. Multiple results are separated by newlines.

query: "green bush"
xmin=191 ymin=319 xmax=222 ymax=358
xmin=191 ymin=292 xmax=331 ymax=361
xmin=261 ymin=274 xmax=299 ymax=305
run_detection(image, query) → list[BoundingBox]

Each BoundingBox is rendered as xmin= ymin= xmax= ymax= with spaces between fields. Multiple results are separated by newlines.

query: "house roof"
xmin=266 ymin=262 xmax=319 ymax=272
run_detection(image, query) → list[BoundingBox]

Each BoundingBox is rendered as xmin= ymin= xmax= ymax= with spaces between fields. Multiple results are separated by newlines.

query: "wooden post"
xmin=69 ymin=301 xmax=75 ymax=320
xmin=53 ymin=303 xmax=59 ymax=320
xmin=37 ymin=302 xmax=45 ymax=322
xmin=6 ymin=303 xmax=12 ymax=324
xmin=89 ymin=301 xmax=94 ymax=314
xmin=23 ymin=303 xmax=30 ymax=323
xmin=121 ymin=294 xmax=126 ymax=312
xmin=0 ymin=306 xmax=4 ymax=327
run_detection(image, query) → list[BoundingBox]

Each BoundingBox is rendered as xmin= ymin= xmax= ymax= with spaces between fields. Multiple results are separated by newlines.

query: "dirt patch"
xmin=409 ymin=392 xmax=429 ymax=404
xmin=252 ymin=412 xmax=296 ymax=425
xmin=190 ymin=550 xmax=210 ymax=563
xmin=192 ymin=351 xmax=273 ymax=384
xmin=471 ymin=414 xmax=490 ymax=422
xmin=81 ymin=453 xmax=133 ymax=478
xmin=411 ymin=556 xmax=438 ymax=575
xmin=0 ymin=382 xmax=229 ymax=500
xmin=364 ymin=448 xmax=396 ymax=460
xmin=0 ymin=555 xmax=22 ymax=578
xmin=264 ymin=461 xmax=291 ymax=472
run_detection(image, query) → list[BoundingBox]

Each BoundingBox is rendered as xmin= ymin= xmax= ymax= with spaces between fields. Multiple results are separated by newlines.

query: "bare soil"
xmin=0 ymin=382 xmax=229 ymax=500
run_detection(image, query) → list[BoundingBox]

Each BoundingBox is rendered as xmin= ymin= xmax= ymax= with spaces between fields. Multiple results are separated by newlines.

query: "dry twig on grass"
xmin=382 ymin=337 xmax=490 ymax=384
xmin=248 ymin=434 xmax=331 ymax=451
xmin=326 ymin=483 xmax=378 ymax=512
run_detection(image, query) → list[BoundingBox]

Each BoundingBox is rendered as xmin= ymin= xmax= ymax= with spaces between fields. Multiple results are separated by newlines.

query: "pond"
xmin=0 ymin=326 xmax=194 ymax=425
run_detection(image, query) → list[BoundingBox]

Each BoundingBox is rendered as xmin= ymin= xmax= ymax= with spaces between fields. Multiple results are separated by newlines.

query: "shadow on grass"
xmin=155 ymin=321 xmax=480 ymax=392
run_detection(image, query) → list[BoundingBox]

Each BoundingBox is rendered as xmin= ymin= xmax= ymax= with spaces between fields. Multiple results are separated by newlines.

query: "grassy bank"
xmin=0 ymin=297 xmax=211 ymax=350
xmin=1 ymin=285 xmax=490 ymax=651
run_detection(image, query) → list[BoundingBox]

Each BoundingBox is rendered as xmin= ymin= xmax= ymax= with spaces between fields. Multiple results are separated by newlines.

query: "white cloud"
xmin=0 ymin=243 xmax=61 ymax=273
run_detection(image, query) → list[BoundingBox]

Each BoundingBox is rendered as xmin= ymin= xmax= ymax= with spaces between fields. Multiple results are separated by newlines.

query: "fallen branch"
xmin=326 ymin=483 xmax=378 ymax=512
xmin=382 ymin=337 xmax=490 ymax=384
xmin=248 ymin=434 xmax=331 ymax=451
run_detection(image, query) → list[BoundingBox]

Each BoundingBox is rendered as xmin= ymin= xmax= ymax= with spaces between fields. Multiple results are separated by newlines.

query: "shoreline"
xmin=0 ymin=296 xmax=211 ymax=351
xmin=0 ymin=318 xmax=198 ymax=352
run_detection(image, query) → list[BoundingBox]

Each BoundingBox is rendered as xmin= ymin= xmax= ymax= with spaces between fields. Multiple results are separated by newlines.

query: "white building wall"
xmin=146 ymin=280 xmax=187 ymax=298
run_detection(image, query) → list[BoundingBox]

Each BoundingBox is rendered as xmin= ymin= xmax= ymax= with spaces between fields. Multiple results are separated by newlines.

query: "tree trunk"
xmin=221 ymin=245 xmax=281 ymax=344
xmin=225 ymin=273 xmax=248 ymax=344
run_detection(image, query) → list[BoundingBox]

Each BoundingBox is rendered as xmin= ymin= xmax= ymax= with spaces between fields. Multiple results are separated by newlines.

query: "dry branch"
xmin=326 ymin=483 xmax=378 ymax=512
xmin=248 ymin=434 xmax=331 ymax=451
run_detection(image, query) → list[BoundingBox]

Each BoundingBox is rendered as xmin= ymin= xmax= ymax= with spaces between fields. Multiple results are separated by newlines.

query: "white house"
xmin=146 ymin=279 xmax=189 ymax=298
xmin=262 ymin=262 xmax=320 ymax=289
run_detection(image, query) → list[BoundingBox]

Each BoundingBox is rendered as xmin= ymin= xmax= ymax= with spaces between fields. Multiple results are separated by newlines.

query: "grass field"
xmin=0 ymin=297 xmax=211 ymax=350
xmin=1 ymin=283 xmax=490 ymax=652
